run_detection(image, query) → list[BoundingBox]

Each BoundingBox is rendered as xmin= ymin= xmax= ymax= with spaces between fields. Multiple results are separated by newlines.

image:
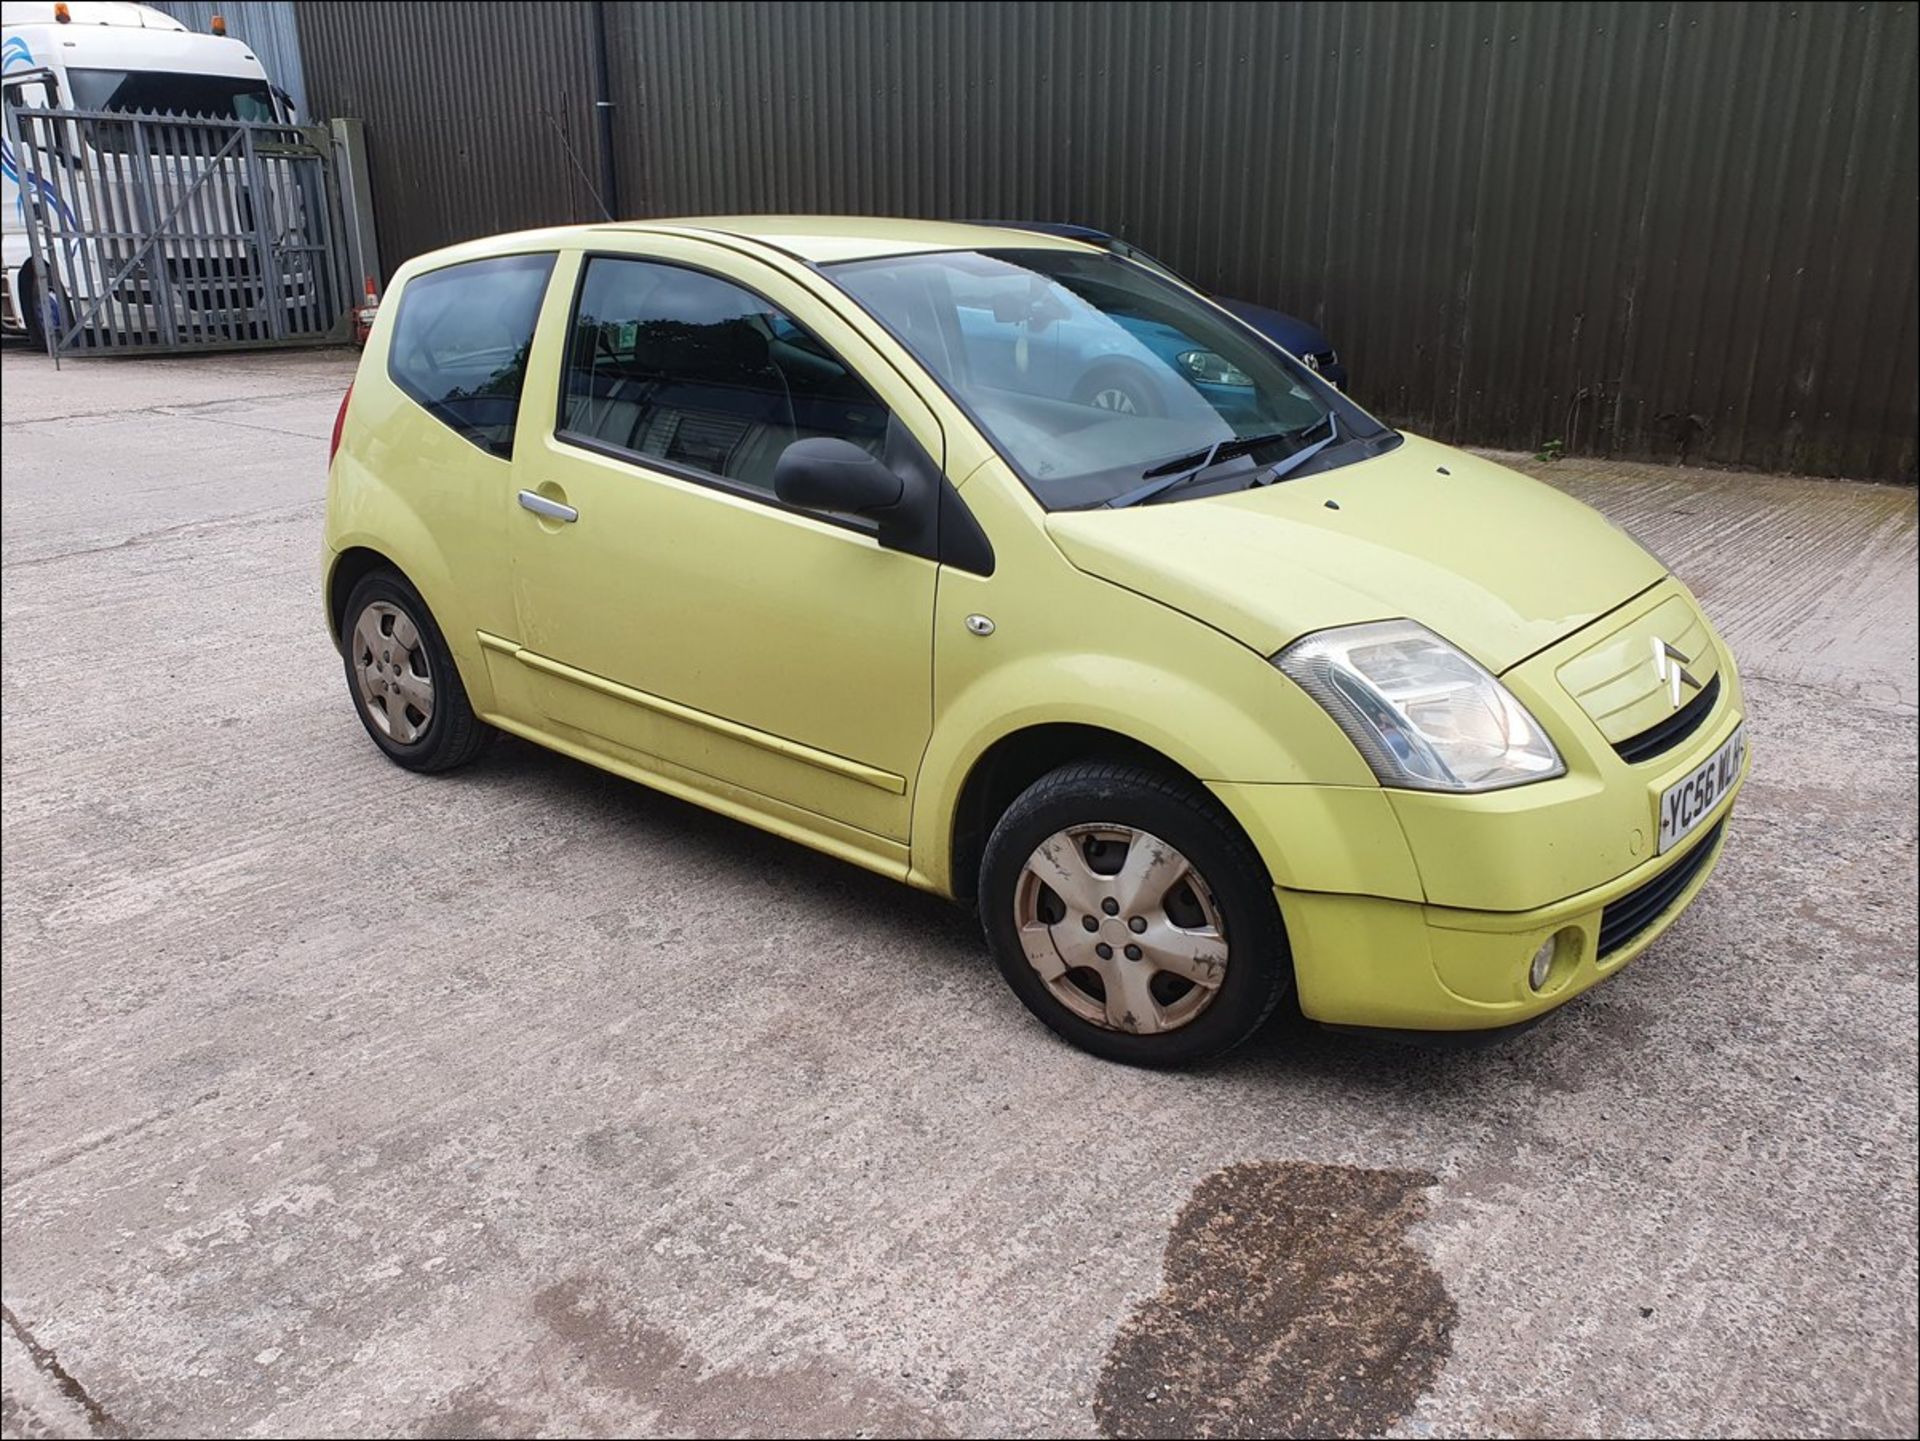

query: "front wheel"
xmin=18 ymin=267 xmax=56 ymax=352
xmin=1072 ymin=364 xmax=1165 ymax=418
xmin=979 ymin=762 xmax=1292 ymax=1067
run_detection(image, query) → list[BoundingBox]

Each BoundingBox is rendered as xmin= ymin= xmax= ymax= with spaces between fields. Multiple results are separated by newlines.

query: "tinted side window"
xmin=389 ymin=253 xmax=555 ymax=458
xmin=559 ymin=257 xmax=889 ymax=497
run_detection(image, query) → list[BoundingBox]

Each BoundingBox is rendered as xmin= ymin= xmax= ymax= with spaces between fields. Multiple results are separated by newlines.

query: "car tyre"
xmin=339 ymin=569 xmax=491 ymax=773
xmin=19 ymin=267 xmax=55 ymax=352
xmin=979 ymin=761 xmax=1292 ymax=1067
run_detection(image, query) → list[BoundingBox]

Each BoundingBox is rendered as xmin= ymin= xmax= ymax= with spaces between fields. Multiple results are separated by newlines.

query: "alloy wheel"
xmin=350 ymin=600 xmax=435 ymax=744
xmin=1013 ymin=824 xmax=1229 ymax=1034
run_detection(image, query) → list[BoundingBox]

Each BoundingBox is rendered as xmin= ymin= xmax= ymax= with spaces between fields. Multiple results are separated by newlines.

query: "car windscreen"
xmin=827 ymin=248 xmax=1392 ymax=509
xmin=66 ymin=68 xmax=276 ymax=121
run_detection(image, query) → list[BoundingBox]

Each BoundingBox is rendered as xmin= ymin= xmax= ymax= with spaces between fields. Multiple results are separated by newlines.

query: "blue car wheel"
xmin=1071 ymin=361 xmax=1165 ymax=417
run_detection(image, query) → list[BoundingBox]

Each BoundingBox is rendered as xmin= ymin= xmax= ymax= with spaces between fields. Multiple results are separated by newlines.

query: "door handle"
xmin=518 ymin=489 xmax=578 ymax=523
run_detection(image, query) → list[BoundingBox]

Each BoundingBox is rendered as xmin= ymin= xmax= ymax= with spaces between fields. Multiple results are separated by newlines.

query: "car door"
xmin=497 ymin=240 xmax=942 ymax=847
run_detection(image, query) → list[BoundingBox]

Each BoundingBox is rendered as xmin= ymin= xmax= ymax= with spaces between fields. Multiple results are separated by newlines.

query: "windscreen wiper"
xmin=1103 ymin=440 xmax=1227 ymax=509
xmin=1105 ymin=421 xmax=1332 ymax=508
xmin=1249 ymin=413 xmax=1340 ymax=487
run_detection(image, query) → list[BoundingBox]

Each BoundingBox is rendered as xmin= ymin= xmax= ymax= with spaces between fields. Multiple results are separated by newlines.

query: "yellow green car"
xmin=323 ymin=217 xmax=1747 ymax=1066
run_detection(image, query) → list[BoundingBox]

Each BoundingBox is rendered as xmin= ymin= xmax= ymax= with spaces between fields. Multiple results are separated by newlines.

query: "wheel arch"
xmin=944 ymin=722 xmax=1223 ymax=903
xmin=325 ymin=544 xmax=409 ymax=645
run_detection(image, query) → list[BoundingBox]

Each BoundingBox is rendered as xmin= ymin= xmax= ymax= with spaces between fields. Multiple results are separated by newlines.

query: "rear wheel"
xmin=980 ymin=762 xmax=1292 ymax=1066
xmin=339 ymin=570 xmax=490 ymax=772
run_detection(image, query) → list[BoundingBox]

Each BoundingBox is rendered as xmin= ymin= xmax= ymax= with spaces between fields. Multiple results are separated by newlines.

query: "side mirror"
xmin=773 ymin=437 xmax=904 ymax=519
xmin=772 ymin=420 xmax=971 ymax=570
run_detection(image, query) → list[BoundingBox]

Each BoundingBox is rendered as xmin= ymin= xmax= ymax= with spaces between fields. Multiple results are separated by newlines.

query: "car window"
xmin=559 ymin=257 xmax=890 ymax=498
xmin=831 ymin=248 xmax=1389 ymax=510
xmin=388 ymin=253 xmax=555 ymax=458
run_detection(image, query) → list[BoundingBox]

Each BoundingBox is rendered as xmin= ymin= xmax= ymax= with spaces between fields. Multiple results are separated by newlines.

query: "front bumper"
xmin=1273 ymin=793 xmax=1740 ymax=1030
xmin=1214 ymin=578 xmax=1748 ymax=1032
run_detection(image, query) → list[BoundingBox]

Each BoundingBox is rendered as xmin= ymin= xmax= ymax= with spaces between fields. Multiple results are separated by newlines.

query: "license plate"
xmin=1658 ymin=724 xmax=1746 ymax=854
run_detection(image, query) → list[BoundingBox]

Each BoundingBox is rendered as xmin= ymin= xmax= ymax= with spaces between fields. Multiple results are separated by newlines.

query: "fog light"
xmin=1528 ymin=937 xmax=1556 ymax=991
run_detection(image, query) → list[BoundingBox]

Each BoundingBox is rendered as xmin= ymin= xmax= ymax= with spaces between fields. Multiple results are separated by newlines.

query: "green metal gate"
xmin=6 ymin=104 xmax=353 ymax=355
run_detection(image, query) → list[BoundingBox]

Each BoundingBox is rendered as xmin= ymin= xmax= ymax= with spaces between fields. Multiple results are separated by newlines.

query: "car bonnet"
xmin=1041 ymin=434 xmax=1666 ymax=673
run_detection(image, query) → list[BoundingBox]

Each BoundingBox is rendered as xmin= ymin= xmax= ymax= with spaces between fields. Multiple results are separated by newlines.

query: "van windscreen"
xmin=66 ymin=68 xmax=276 ymax=122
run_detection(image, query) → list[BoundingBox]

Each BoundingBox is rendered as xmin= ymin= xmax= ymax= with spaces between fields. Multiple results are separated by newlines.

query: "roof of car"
xmin=401 ymin=216 xmax=1097 ymax=278
xmin=986 ymin=220 xmax=1116 ymax=244
xmin=601 ymin=215 xmax=1091 ymax=264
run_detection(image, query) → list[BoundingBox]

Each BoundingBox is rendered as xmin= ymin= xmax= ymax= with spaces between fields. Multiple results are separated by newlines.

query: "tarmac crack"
xmin=1 ymin=1303 xmax=125 ymax=1439
xmin=0 ymin=502 xmax=321 ymax=572
xmin=1 ymin=1090 xmax=224 ymax=1191
xmin=0 ymin=384 xmax=350 ymax=430
xmin=156 ymin=408 xmax=334 ymax=442
xmin=1736 ymin=666 xmax=1919 ymax=718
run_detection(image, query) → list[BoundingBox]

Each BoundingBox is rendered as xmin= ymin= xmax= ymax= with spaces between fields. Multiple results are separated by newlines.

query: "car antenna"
xmin=543 ymin=106 xmax=614 ymax=221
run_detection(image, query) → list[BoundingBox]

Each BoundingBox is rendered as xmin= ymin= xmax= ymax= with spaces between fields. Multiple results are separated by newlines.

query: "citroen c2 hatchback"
xmin=323 ymin=217 xmax=1747 ymax=1066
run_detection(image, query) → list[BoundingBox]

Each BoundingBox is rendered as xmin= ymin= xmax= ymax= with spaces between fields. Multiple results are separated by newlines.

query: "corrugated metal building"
xmin=295 ymin=1 xmax=1917 ymax=481
xmin=296 ymin=2 xmax=603 ymax=280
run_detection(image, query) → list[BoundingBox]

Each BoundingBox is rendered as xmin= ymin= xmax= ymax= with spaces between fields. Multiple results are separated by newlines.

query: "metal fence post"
xmin=239 ymin=122 xmax=287 ymax=343
xmin=126 ymin=116 xmax=181 ymax=349
xmin=6 ymin=108 xmax=59 ymax=364
xmin=328 ymin=116 xmax=382 ymax=298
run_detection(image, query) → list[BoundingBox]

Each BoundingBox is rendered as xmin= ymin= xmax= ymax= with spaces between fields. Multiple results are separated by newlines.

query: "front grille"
xmin=1614 ymin=673 xmax=1721 ymax=764
xmin=1597 ymin=819 xmax=1726 ymax=957
xmin=166 ymin=256 xmax=263 ymax=284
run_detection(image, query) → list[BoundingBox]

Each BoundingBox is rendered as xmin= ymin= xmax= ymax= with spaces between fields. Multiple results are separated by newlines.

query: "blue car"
xmin=998 ymin=222 xmax=1348 ymax=391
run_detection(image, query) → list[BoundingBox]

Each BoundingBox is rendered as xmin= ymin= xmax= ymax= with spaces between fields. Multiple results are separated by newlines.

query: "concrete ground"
xmin=1 ymin=342 xmax=1915 ymax=1439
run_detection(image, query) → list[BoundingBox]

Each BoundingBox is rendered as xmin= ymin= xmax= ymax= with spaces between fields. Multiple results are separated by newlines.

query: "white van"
xmin=2 ymin=0 xmax=289 ymax=342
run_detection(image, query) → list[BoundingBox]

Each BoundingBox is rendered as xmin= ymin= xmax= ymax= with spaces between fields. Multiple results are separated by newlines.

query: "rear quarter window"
xmin=388 ymin=253 xmax=556 ymax=458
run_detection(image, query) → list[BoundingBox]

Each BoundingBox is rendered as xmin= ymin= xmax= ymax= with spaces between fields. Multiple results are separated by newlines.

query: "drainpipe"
xmin=590 ymin=0 xmax=621 ymax=218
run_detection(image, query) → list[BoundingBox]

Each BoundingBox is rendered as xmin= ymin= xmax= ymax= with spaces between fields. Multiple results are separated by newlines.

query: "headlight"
xmin=1176 ymin=350 xmax=1253 ymax=386
xmin=1275 ymin=620 xmax=1565 ymax=792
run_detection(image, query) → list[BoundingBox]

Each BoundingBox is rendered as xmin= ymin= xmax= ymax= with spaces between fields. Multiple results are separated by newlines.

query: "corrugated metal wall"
xmin=295 ymin=1 xmax=604 ymax=284
xmin=148 ymin=1 xmax=308 ymax=119
xmin=297 ymin=1 xmax=1918 ymax=480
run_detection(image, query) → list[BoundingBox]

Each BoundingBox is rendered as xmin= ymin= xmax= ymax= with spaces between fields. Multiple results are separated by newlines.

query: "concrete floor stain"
xmin=414 ymin=1279 xmax=950 ymax=1438
xmin=1094 ymin=1161 xmax=1456 ymax=1439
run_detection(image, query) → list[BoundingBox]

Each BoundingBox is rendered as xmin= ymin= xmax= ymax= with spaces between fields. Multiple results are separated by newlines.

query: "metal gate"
xmin=6 ymin=106 xmax=354 ymax=355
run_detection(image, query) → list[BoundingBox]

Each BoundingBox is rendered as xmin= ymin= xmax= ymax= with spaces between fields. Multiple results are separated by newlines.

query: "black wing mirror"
xmin=774 ymin=437 xmax=904 ymax=520
xmin=772 ymin=422 xmax=983 ymax=572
